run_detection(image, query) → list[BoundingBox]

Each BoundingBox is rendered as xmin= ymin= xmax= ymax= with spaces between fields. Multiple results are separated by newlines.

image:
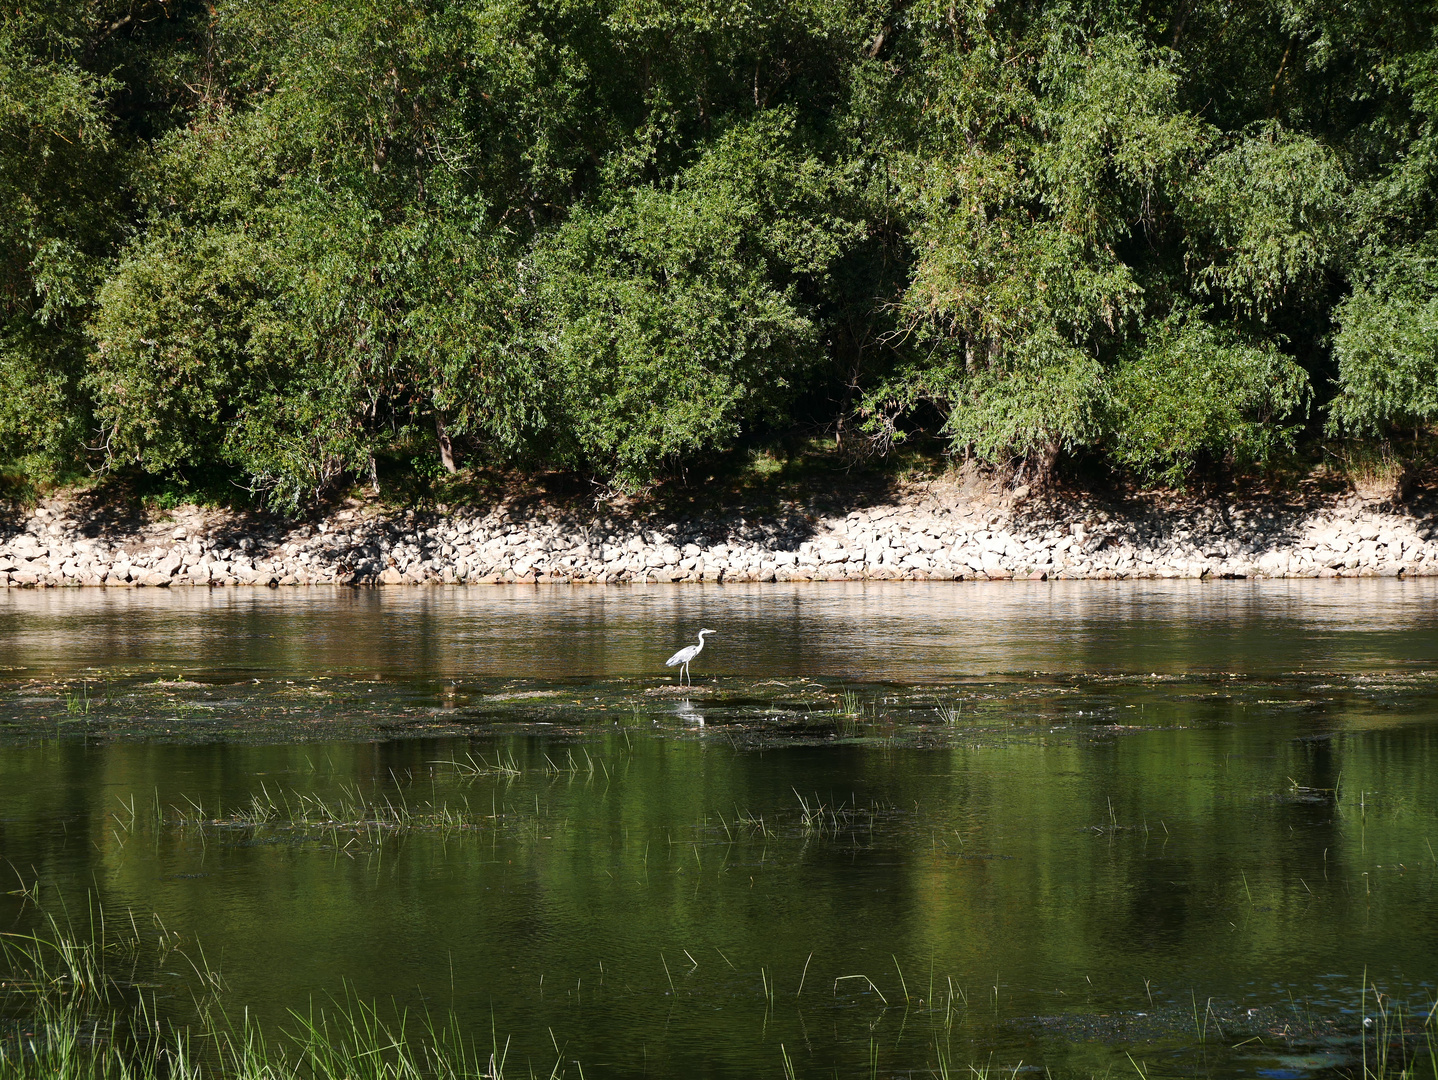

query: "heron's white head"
xmin=698 ymin=628 xmax=716 ymax=636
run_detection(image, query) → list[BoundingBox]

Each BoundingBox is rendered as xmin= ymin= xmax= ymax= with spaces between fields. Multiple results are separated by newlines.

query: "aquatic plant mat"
xmin=6 ymin=667 xmax=1438 ymax=747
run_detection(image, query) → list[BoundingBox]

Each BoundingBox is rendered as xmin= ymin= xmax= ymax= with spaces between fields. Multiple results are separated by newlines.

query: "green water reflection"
xmin=1 ymin=581 xmax=1436 ymax=1078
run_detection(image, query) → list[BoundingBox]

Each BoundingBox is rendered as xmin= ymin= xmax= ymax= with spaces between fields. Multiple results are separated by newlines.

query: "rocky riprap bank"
xmin=3 ymin=486 xmax=1437 ymax=588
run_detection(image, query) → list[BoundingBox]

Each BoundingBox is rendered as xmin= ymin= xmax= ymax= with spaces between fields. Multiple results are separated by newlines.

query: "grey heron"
xmin=666 ymin=629 xmax=715 ymax=686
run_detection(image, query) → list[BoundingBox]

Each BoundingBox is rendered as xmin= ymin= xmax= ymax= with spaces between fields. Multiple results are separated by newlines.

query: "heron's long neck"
xmin=696 ymin=632 xmax=709 ymax=649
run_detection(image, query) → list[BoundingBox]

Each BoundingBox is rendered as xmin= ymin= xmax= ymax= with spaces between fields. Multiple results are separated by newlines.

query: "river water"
xmin=1 ymin=581 xmax=1436 ymax=1078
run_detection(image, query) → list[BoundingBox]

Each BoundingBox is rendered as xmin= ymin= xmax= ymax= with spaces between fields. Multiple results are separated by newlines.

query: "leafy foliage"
xmin=1329 ymin=255 xmax=1438 ymax=435
xmin=0 ymin=11 xmax=117 ymax=474
xmin=532 ymin=114 xmax=850 ymax=487
xmin=1107 ymin=310 xmax=1312 ymax=484
xmin=3 ymin=0 xmax=1438 ymax=503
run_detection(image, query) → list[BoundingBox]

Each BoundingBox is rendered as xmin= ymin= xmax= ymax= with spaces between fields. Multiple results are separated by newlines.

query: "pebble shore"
xmin=2 ymin=486 xmax=1436 ymax=588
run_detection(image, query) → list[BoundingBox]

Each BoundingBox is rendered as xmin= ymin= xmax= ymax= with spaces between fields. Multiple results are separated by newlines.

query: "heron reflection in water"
xmin=673 ymin=699 xmax=705 ymax=728
xmin=665 ymin=628 xmax=715 ymax=686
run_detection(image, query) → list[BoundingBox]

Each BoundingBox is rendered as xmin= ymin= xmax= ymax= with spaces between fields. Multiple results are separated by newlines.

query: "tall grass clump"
xmin=168 ymin=783 xmax=484 ymax=843
xmin=1361 ymin=977 xmax=1438 ymax=1080
xmin=433 ymin=752 xmax=522 ymax=780
xmin=64 ymin=683 xmax=91 ymax=717
xmin=934 ymin=700 xmax=963 ymax=726
xmin=792 ymin=789 xmax=878 ymax=840
xmin=0 ymin=902 xmax=566 ymax=1080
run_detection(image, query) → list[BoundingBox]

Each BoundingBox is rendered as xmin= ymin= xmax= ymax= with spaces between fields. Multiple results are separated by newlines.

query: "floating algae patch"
xmin=5 ymin=663 xmax=1433 ymax=748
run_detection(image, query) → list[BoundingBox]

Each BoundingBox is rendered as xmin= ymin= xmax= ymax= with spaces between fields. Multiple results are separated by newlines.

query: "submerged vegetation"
xmin=3 ymin=886 xmax=1435 ymax=1080
xmin=5 ymin=590 xmax=1438 ymax=1078
xmin=4 ymin=671 xmax=1438 ymax=1077
xmin=5 ymin=2 xmax=1438 ymax=506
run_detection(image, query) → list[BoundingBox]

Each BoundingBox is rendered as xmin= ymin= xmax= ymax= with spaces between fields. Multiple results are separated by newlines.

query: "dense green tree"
xmin=1330 ymin=25 xmax=1438 ymax=438
xmin=531 ymin=113 xmax=856 ymax=485
xmin=4 ymin=0 xmax=1438 ymax=503
xmin=1 ymin=2 xmax=210 ymax=478
xmin=0 ymin=9 xmax=118 ymax=475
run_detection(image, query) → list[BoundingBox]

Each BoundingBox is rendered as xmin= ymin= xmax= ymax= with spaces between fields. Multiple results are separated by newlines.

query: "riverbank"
xmin=3 ymin=477 xmax=1436 ymax=587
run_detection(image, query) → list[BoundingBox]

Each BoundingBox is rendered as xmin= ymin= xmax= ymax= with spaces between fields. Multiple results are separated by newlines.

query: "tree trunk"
xmin=1034 ymin=440 xmax=1061 ymax=487
xmin=434 ymin=413 xmax=457 ymax=474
